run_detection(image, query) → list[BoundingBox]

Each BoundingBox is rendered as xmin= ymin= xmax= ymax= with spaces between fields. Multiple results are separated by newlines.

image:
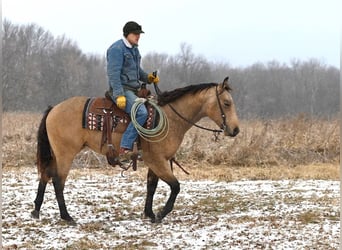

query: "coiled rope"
xmin=131 ymin=98 xmax=169 ymax=142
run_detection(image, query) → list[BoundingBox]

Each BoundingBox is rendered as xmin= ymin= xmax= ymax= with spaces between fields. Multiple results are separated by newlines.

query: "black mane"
xmin=157 ymin=83 xmax=218 ymax=106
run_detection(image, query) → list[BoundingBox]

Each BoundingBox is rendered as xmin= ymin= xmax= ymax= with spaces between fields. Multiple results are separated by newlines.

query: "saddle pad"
xmin=82 ymin=97 xmax=159 ymax=133
xmin=82 ymin=97 xmax=130 ymax=133
xmin=145 ymin=102 xmax=158 ymax=129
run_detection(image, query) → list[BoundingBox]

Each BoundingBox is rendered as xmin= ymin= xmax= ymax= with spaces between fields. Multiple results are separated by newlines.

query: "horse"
xmin=31 ymin=77 xmax=239 ymax=224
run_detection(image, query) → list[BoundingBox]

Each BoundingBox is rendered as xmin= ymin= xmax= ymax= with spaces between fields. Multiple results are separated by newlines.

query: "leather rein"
xmin=154 ymin=83 xmax=227 ymax=141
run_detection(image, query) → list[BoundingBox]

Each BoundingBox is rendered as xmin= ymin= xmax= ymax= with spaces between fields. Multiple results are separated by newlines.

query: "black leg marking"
xmin=52 ymin=176 xmax=75 ymax=224
xmin=144 ymin=169 xmax=159 ymax=223
xmin=31 ymin=180 xmax=47 ymax=219
xmin=156 ymin=180 xmax=180 ymax=223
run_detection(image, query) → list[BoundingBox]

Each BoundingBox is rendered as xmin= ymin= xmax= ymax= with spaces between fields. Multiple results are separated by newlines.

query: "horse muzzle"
xmin=223 ymin=125 xmax=240 ymax=137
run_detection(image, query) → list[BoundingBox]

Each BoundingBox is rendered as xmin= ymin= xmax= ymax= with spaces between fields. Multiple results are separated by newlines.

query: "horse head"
xmin=207 ymin=77 xmax=240 ymax=137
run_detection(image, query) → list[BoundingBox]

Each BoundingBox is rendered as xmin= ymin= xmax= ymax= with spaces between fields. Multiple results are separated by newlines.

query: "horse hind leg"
xmin=31 ymin=158 xmax=57 ymax=219
xmin=31 ymin=179 xmax=48 ymax=219
xmin=31 ymin=158 xmax=76 ymax=225
xmin=52 ymin=175 xmax=75 ymax=225
xmin=52 ymin=157 xmax=76 ymax=225
xmin=32 ymin=106 xmax=55 ymax=220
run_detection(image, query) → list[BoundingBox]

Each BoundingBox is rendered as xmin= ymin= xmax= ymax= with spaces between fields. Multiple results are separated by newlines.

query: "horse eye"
xmin=224 ymin=101 xmax=231 ymax=107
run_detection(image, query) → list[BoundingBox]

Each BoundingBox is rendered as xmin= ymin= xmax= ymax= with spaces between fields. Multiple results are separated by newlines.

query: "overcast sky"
xmin=3 ymin=0 xmax=341 ymax=68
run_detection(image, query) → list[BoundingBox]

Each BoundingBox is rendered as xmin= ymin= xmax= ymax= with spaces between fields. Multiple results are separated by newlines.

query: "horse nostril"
xmin=233 ymin=127 xmax=240 ymax=136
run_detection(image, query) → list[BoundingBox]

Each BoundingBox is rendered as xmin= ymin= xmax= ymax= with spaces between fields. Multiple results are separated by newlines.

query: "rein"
xmin=154 ymin=83 xmax=226 ymax=141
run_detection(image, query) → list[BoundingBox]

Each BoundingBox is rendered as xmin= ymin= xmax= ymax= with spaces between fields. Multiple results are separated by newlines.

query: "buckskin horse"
xmin=31 ymin=77 xmax=239 ymax=224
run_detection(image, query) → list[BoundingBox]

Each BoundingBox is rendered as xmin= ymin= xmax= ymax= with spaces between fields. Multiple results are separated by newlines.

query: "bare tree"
xmin=2 ymin=20 xmax=339 ymax=118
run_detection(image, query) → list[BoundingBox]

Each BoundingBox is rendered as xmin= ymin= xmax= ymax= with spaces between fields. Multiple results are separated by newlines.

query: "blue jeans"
xmin=119 ymin=90 xmax=148 ymax=150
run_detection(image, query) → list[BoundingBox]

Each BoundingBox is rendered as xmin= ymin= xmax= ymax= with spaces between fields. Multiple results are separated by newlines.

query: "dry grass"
xmin=180 ymin=115 xmax=340 ymax=167
xmin=2 ymin=113 xmax=340 ymax=249
xmin=2 ymin=112 xmax=340 ymax=180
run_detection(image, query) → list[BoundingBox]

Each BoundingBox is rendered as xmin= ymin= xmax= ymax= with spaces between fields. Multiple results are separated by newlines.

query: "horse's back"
xmin=51 ymin=96 xmax=88 ymax=113
xmin=47 ymin=96 xmax=88 ymax=126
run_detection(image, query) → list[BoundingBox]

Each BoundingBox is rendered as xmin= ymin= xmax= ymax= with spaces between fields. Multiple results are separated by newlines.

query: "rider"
xmin=106 ymin=21 xmax=159 ymax=160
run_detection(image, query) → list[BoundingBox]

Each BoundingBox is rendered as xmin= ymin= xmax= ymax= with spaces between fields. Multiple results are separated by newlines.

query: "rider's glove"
xmin=147 ymin=73 xmax=160 ymax=84
xmin=116 ymin=96 xmax=126 ymax=110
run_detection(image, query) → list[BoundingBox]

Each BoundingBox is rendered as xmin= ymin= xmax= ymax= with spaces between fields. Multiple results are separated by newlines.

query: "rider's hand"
xmin=148 ymin=73 xmax=160 ymax=84
xmin=116 ymin=96 xmax=126 ymax=110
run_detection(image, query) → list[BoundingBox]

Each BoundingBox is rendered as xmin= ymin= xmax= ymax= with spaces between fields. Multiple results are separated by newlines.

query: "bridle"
xmin=154 ymin=83 xmax=228 ymax=141
xmin=215 ymin=84 xmax=228 ymax=133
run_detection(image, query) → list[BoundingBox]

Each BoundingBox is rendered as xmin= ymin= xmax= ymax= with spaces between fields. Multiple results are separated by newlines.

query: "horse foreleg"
xmin=52 ymin=176 xmax=75 ymax=225
xmin=144 ymin=169 xmax=159 ymax=222
xmin=156 ymin=179 xmax=180 ymax=223
xmin=31 ymin=179 xmax=48 ymax=219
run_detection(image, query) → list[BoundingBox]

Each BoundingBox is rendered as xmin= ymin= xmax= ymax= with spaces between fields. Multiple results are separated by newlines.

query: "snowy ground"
xmin=2 ymin=167 xmax=340 ymax=249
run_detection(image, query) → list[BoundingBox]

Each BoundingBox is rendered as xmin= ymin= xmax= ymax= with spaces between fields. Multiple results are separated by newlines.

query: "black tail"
xmin=37 ymin=106 xmax=53 ymax=179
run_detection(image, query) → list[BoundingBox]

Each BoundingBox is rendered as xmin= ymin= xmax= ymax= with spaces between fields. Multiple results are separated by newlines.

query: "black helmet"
xmin=123 ymin=21 xmax=144 ymax=37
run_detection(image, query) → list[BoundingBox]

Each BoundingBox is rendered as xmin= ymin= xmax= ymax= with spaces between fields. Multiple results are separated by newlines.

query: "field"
xmin=2 ymin=113 xmax=340 ymax=249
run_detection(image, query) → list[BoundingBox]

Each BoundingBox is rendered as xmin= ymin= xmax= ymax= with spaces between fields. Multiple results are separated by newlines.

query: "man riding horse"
xmin=106 ymin=21 xmax=159 ymax=161
xmin=31 ymin=21 xmax=239 ymax=224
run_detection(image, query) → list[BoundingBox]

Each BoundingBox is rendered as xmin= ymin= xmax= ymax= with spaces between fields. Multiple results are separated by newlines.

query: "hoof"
xmin=154 ymin=213 xmax=163 ymax=223
xmin=148 ymin=216 xmax=161 ymax=223
xmin=31 ymin=210 xmax=40 ymax=219
xmin=66 ymin=219 xmax=77 ymax=226
xmin=61 ymin=215 xmax=77 ymax=226
xmin=60 ymin=218 xmax=77 ymax=226
xmin=153 ymin=218 xmax=162 ymax=223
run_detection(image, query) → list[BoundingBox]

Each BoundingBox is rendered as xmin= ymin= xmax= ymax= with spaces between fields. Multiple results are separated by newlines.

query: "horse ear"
xmin=221 ymin=76 xmax=231 ymax=91
xmin=220 ymin=76 xmax=229 ymax=89
xmin=223 ymin=76 xmax=229 ymax=86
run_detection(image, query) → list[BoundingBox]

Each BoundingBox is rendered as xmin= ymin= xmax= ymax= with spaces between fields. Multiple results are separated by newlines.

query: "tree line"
xmin=2 ymin=20 xmax=339 ymax=119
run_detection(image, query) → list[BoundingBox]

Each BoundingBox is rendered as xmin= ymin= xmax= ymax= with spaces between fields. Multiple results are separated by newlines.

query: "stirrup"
xmin=119 ymin=148 xmax=134 ymax=162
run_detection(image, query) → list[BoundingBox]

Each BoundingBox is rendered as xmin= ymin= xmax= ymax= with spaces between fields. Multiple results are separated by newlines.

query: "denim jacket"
xmin=106 ymin=38 xmax=148 ymax=99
